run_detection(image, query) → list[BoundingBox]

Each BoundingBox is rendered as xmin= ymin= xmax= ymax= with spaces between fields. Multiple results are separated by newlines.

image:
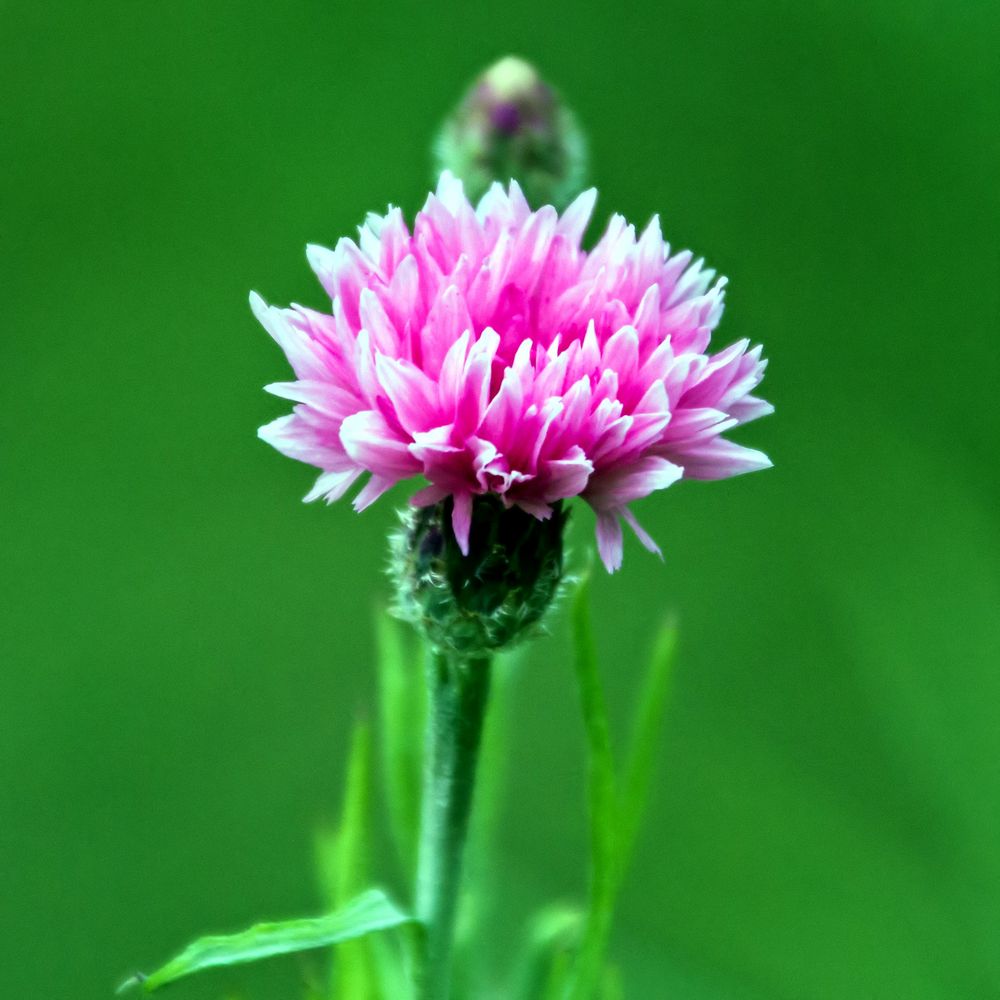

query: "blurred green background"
xmin=3 ymin=1 xmax=998 ymax=997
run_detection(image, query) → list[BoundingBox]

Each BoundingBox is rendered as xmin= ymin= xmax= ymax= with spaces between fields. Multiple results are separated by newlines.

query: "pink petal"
xmin=673 ymin=439 xmax=772 ymax=480
xmin=259 ymin=412 xmax=347 ymax=469
xmin=353 ymin=474 xmax=396 ymax=511
xmin=595 ymin=511 xmax=624 ymax=573
xmin=454 ymin=329 xmax=500 ymax=437
xmin=515 ymin=498 xmax=554 ymax=519
xmin=265 ymin=380 xmax=360 ymax=422
xmin=586 ymin=455 xmax=684 ymax=509
xmin=304 ymin=468 xmax=362 ymax=504
xmin=374 ymin=354 xmax=441 ymax=434
xmin=556 ymin=187 xmax=598 ymax=244
xmin=729 ymin=395 xmax=775 ymax=424
xmin=541 ymin=446 xmax=594 ymax=501
xmin=622 ymin=507 xmax=662 ymax=558
xmin=359 ymin=287 xmax=401 ymax=355
xmin=662 ymin=407 xmax=734 ymax=444
xmin=410 ymin=483 xmax=449 ymax=507
xmin=420 ymin=284 xmax=474 ymax=371
xmin=251 ymin=294 xmax=331 ymax=382
xmin=451 ymin=492 xmax=473 ymax=555
xmin=339 ymin=410 xmax=420 ymax=476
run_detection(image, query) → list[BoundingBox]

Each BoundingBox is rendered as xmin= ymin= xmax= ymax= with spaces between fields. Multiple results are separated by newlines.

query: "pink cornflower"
xmin=254 ymin=173 xmax=771 ymax=571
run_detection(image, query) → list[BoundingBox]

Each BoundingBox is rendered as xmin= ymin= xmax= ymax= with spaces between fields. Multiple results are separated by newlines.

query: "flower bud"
xmin=434 ymin=56 xmax=588 ymax=210
xmin=390 ymin=496 xmax=567 ymax=656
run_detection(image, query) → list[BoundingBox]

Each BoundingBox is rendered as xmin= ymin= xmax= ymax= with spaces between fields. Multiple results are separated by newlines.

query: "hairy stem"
xmin=415 ymin=650 xmax=492 ymax=1000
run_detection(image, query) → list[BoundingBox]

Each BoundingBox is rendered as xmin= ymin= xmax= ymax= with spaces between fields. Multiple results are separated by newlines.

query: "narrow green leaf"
xmin=543 ymin=947 xmax=575 ymax=1000
xmin=617 ymin=619 xmax=677 ymax=883
xmin=314 ymin=826 xmax=340 ymax=931
xmin=369 ymin=931 xmax=415 ymax=1000
xmin=565 ymin=570 xmax=620 ymax=1000
xmin=120 ymin=889 xmax=413 ymax=993
xmin=600 ymin=963 xmax=625 ymax=1000
xmin=334 ymin=721 xmax=373 ymax=902
xmin=510 ymin=904 xmax=583 ymax=1000
xmin=330 ymin=720 xmax=379 ymax=1000
xmin=466 ymin=648 xmax=517 ymax=877
xmin=376 ymin=611 xmax=426 ymax=879
xmin=319 ymin=716 xmax=414 ymax=1000
xmin=456 ymin=647 xmax=522 ymax=994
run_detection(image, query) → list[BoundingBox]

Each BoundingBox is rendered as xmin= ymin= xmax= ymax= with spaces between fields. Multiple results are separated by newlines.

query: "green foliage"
xmin=509 ymin=904 xmax=584 ymax=999
xmin=455 ymin=649 xmax=521 ymax=995
xmin=323 ymin=661 xmax=417 ymax=1000
xmin=326 ymin=720 xmax=379 ymax=999
xmin=564 ymin=569 xmax=621 ymax=1000
xmin=618 ymin=618 xmax=678 ymax=882
xmin=600 ymin=964 xmax=625 ymax=1000
xmin=376 ymin=613 xmax=427 ymax=880
xmin=118 ymin=889 xmax=413 ymax=994
xmin=563 ymin=571 xmax=678 ymax=999
xmin=118 ymin=599 xmax=675 ymax=1000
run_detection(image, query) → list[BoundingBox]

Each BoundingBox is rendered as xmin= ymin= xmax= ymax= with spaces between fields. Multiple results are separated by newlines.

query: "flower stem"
xmin=415 ymin=650 xmax=492 ymax=1000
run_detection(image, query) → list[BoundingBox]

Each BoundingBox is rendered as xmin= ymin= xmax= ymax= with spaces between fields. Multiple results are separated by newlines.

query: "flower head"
xmin=254 ymin=173 xmax=772 ymax=571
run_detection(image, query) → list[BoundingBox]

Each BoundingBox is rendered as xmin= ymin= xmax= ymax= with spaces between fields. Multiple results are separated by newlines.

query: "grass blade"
xmin=376 ymin=612 xmax=426 ymax=879
xmin=455 ymin=647 xmax=521 ymax=994
xmin=617 ymin=619 xmax=677 ymax=882
xmin=565 ymin=570 xmax=619 ymax=1000
xmin=120 ymin=889 xmax=413 ymax=993
xmin=510 ymin=904 xmax=583 ymax=1000
xmin=600 ymin=963 xmax=625 ymax=1000
xmin=327 ymin=719 xmax=379 ymax=999
xmin=332 ymin=721 xmax=373 ymax=902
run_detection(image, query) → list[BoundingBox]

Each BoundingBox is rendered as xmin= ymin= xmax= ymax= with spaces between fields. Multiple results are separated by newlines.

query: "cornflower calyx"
xmin=390 ymin=495 xmax=566 ymax=656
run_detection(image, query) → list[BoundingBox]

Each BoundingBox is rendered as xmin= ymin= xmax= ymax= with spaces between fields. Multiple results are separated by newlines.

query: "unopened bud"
xmin=434 ymin=56 xmax=588 ymax=210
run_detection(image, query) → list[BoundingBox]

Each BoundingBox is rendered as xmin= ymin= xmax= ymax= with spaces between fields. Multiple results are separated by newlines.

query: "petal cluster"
xmin=254 ymin=173 xmax=771 ymax=571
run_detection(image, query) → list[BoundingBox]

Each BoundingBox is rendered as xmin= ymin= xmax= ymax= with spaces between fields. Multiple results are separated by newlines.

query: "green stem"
xmin=415 ymin=650 xmax=492 ymax=1000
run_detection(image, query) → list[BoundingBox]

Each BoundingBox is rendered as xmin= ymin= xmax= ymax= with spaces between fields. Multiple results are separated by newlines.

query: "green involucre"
xmin=390 ymin=496 xmax=566 ymax=656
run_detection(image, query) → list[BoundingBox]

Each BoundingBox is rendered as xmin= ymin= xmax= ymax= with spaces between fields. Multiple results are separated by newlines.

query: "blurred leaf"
xmin=329 ymin=720 xmax=379 ymax=999
xmin=315 ymin=826 xmax=340 ymax=926
xmin=376 ymin=612 xmax=426 ymax=880
xmin=333 ymin=721 xmax=373 ymax=901
xmin=617 ymin=619 xmax=677 ymax=882
xmin=600 ymin=963 xmax=624 ymax=1000
xmin=510 ymin=904 xmax=583 ymax=1000
xmin=318 ymin=713 xmax=414 ymax=1000
xmin=565 ymin=570 xmax=619 ymax=1000
xmin=455 ymin=647 xmax=522 ymax=994
xmin=468 ymin=649 xmax=520 ymax=869
xmin=543 ymin=947 xmax=575 ymax=1000
xmin=120 ymin=889 xmax=413 ymax=993
xmin=369 ymin=931 xmax=415 ymax=1000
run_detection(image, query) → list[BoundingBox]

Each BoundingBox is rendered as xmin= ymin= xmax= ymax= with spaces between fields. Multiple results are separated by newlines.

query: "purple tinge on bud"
xmin=489 ymin=101 xmax=522 ymax=135
xmin=434 ymin=56 xmax=588 ymax=210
